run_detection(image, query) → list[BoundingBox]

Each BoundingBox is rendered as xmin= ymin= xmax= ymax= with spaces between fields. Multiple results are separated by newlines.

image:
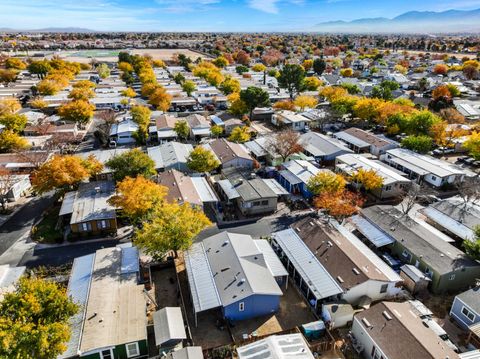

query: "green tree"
xmin=0 ymin=277 xmax=78 ymax=359
xmin=134 ymin=201 xmax=211 ymax=259
xmin=278 ymin=64 xmax=306 ymax=99
xmin=371 ymin=80 xmax=400 ymax=101
xmin=340 ymin=82 xmax=361 ymax=95
xmin=240 ymin=86 xmax=270 ymax=120
xmin=463 ymin=226 xmax=480 ymax=260
xmin=211 ymin=125 xmax=224 ymax=137
xmin=106 ymin=148 xmax=156 ymax=181
xmin=408 ymin=110 xmax=441 ymax=135
xmin=313 ymin=58 xmax=326 ymax=75
xmin=173 ymin=120 xmax=190 ymax=141
xmin=236 ymin=65 xmax=249 ymax=74
xmin=182 ymin=80 xmax=197 ymax=96
xmin=96 ymin=63 xmax=110 ymax=79
xmin=186 ymin=146 xmax=220 ymax=173
xmin=401 ymin=135 xmax=434 ymax=154
xmin=130 ymin=105 xmax=151 ymax=143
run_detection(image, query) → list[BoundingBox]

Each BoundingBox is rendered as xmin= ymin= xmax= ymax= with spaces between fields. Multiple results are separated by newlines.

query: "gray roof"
xmin=361 ymin=206 xmax=479 ymax=275
xmin=217 ymin=179 xmax=240 ymax=200
xmin=185 ymin=242 xmax=222 ymax=313
xmin=300 ymin=132 xmax=353 ymax=158
xmin=147 ymin=142 xmax=193 ymax=171
xmin=223 ymin=169 xmax=277 ymax=202
xmin=153 ymin=307 xmax=187 ymax=346
xmin=253 ymin=240 xmax=288 ymax=278
xmin=457 ymin=287 xmax=480 ymax=314
xmin=349 ymin=215 xmax=395 ymax=247
xmin=272 ymin=228 xmax=343 ymax=300
xmin=203 ymin=232 xmax=283 ymax=306
xmin=70 ymin=181 xmax=116 ymax=225
xmin=59 ymin=191 xmax=76 ymax=216
xmin=168 ymin=347 xmax=204 ymax=359
xmin=237 ymin=333 xmax=314 ymax=359
xmin=334 ymin=131 xmax=370 ymax=149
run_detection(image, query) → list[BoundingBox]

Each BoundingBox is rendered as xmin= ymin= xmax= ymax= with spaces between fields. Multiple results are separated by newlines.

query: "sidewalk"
xmin=0 ymin=196 xmax=34 ymax=227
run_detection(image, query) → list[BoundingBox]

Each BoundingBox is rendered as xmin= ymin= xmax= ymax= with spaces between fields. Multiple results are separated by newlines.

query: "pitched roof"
xmin=69 ymin=181 xmax=116 ymax=224
xmin=300 ymin=132 xmax=353 ymax=158
xmin=457 ymin=287 xmax=480 ymax=314
xmin=342 ymin=127 xmax=394 ymax=149
xmin=206 ymin=138 xmax=252 ymax=164
xmin=156 ymin=114 xmax=178 ymax=129
xmin=157 ymin=169 xmax=202 ymax=206
xmin=355 ymin=301 xmax=459 ymax=359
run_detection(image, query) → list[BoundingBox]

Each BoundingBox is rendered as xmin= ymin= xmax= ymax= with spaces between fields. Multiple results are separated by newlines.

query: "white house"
xmin=272 ymin=111 xmax=311 ymax=131
xmin=109 ymin=118 xmax=139 ymax=145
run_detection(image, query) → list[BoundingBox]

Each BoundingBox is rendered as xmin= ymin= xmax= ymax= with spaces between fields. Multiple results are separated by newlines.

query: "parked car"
xmin=433 ymin=147 xmax=455 ymax=156
xmin=456 ymin=156 xmax=469 ymax=164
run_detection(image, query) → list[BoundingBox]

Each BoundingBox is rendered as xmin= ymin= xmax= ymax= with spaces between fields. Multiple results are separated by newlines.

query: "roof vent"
xmin=362 ymin=318 xmax=372 ymax=328
xmin=222 ymin=240 xmax=229 ymax=246
xmin=382 ymin=311 xmax=392 ymax=321
xmin=337 ymin=276 xmax=344 ymax=283
xmin=221 ymin=266 xmax=230 ymax=272
xmin=353 ymin=268 xmax=360 ymax=275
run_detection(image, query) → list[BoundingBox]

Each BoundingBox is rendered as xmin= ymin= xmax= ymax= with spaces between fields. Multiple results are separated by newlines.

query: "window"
xmin=126 ymin=342 xmax=140 ymax=358
xmin=100 ymin=349 xmax=113 ymax=359
xmin=252 ymin=201 xmax=261 ymax=207
xmin=80 ymin=222 xmax=91 ymax=232
xmin=239 ymin=302 xmax=245 ymax=312
xmin=431 ymin=176 xmax=437 ymax=181
xmin=261 ymin=200 xmax=269 ymax=206
xmin=462 ymin=306 xmax=476 ymax=322
xmin=401 ymin=250 xmax=411 ymax=261
xmin=380 ymin=284 xmax=388 ymax=294
xmin=97 ymin=220 xmax=110 ymax=229
xmin=449 ymin=274 xmax=456 ymax=281
xmin=384 ymin=185 xmax=392 ymax=191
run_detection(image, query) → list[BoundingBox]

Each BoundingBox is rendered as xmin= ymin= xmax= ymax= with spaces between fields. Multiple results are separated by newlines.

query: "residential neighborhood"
xmin=1 ymin=22 xmax=480 ymax=359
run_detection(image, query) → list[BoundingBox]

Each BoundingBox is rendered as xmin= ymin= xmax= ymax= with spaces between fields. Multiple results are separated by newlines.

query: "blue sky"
xmin=1 ymin=0 xmax=480 ymax=31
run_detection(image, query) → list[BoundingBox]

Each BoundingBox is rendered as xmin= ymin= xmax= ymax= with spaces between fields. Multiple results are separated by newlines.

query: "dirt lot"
xmin=230 ymin=285 xmax=317 ymax=341
xmin=151 ymin=264 xmax=181 ymax=309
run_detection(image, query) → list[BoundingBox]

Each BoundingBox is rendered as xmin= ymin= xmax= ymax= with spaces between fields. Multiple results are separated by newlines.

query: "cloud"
xmin=155 ymin=0 xmax=220 ymax=12
xmin=247 ymin=0 xmax=304 ymax=14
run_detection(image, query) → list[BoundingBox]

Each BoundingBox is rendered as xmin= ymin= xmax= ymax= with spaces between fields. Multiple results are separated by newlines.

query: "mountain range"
xmin=315 ymin=8 xmax=480 ymax=34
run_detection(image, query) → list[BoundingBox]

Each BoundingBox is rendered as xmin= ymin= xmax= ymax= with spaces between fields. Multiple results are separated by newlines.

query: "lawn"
xmin=32 ymin=207 xmax=63 ymax=244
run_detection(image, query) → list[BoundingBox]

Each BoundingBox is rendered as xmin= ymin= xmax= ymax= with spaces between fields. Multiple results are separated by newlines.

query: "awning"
xmin=263 ymin=178 xmax=290 ymax=196
xmin=421 ymin=207 xmax=474 ymax=241
xmin=217 ymin=179 xmax=240 ymax=200
xmin=192 ymin=128 xmax=211 ymax=136
xmin=59 ymin=191 xmax=76 ymax=216
xmin=191 ymin=177 xmax=218 ymax=203
xmin=350 ymin=215 xmax=395 ymax=247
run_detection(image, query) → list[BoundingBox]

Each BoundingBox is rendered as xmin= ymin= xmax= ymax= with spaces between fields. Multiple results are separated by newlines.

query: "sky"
xmin=1 ymin=0 xmax=480 ymax=32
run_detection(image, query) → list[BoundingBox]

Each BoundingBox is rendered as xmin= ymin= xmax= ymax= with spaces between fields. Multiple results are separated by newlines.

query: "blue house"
xmin=277 ymin=160 xmax=335 ymax=199
xmin=450 ymin=287 xmax=480 ymax=330
xmin=184 ymin=232 xmax=286 ymax=325
xmin=300 ymin=132 xmax=353 ymax=164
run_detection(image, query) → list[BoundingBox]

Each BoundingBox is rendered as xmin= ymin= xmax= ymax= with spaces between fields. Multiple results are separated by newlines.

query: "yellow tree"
xmin=130 ymin=105 xmax=151 ymax=142
xmin=313 ymin=191 xmax=364 ymax=220
xmin=29 ymin=98 xmax=48 ymax=110
xmin=68 ymin=87 xmax=95 ymax=101
xmin=58 ymin=100 xmax=95 ymax=125
xmin=0 ymin=113 xmax=28 ymax=132
xmin=273 ymin=100 xmax=296 ymax=111
xmin=0 ymin=130 xmax=30 ymax=153
xmin=353 ymin=98 xmax=385 ymax=122
xmin=148 ymin=87 xmax=172 ymax=111
xmin=186 ymin=146 xmax=220 ymax=173
xmin=134 ymin=201 xmax=211 ymax=259
xmin=463 ymin=131 xmax=480 ymax=160
xmin=251 ymin=63 xmax=267 ymax=72
xmin=109 ymin=176 xmax=167 ymax=223
xmin=0 ymin=277 xmax=78 ymax=359
xmin=350 ymin=169 xmax=384 ymax=191
xmin=31 ymin=155 xmax=102 ymax=193
xmin=304 ymin=76 xmax=322 ymax=91
xmin=37 ymin=79 xmax=62 ymax=95
xmin=302 ymin=59 xmax=314 ymax=71
xmin=72 ymin=80 xmax=96 ymax=89
xmin=121 ymin=88 xmax=136 ymax=98
xmin=340 ymin=68 xmax=354 ymax=77
xmin=307 ymin=172 xmax=346 ymax=196
xmin=0 ymin=98 xmax=21 ymax=116
xmin=294 ymin=95 xmax=318 ymax=111
xmin=228 ymin=126 xmax=251 ymax=143
xmin=319 ymin=86 xmax=348 ymax=102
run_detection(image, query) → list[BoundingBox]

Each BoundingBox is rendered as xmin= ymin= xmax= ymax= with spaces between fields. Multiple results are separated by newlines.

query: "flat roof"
xmin=153 ymin=307 xmax=187 ymax=346
xmin=70 ymin=181 xmax=116 ymax=225
xmin=237 ymin=333 xmax=314 ymax=359
xmin=254 ymin=240 xmax=288 ymax=278
xmin=272 ymin=228 xmax=343 ymax=300
xmin=190 ymin=177 xmax=219 ymax=203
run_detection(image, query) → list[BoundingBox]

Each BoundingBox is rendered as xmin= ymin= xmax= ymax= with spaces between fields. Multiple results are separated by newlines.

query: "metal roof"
xmin=70 ymin=181 xmax=116 ymax=225
xmin=217 ymin=179 xmax=240 ymax=200
xmin=60 ymin=253 xmax=95 ymax=359
xmin=282 ymin=160 xmax=324 ymax=184
xmin=153 ymin=307 xmax=187 ymax=346
xmin=59 ymin=191 xmax=76 ymax=216
xmin=272 ymin=228 xmax=343 ymax=300
xmin=192 ymin=128 xmax=211 ymax=136
xmin=254 ymin=240 xmax=288 ymax=278
xmin=263 ymin=179 xmax=290 ymax=196
xmin=237 ymin=333 xmax=314 ymax=359
xmin=184 ymin=242 xmax=222 ymax=313
xmin=460 ymin=350 xmax=480 ymax=359
xmin=168 ymin=347 xmax=204 ymax=359
xmin=334 ymin=131 xmax=370 ymax=149
xmin=120 ymin=246 xmax=139 ymax=274
xmin=191 ymin=177 xmax=218 ymax=203
xmin=421 ymin=206 xmax=474 ymax=241
xmin=350 ymin=215 xmax=395 ymax=247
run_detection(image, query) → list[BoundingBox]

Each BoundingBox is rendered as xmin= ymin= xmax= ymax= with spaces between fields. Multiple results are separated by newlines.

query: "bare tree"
xmin=268 ymin=129 xmax=303 ymax=163
xmin=399 ymin=182 xmax=433 ymax=215
xmin=0 ymin=168 xmax=17 ymax=211
xmin=455 ymin=175 xmax=480 ymax=208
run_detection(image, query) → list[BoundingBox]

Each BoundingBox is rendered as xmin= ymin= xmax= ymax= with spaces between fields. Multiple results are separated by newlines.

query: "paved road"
xmin=0 ymin=193 xmax=56 ymax=257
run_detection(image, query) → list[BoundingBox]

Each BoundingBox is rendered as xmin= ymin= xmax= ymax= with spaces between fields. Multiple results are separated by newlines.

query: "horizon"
xmin=1 ymin=0 xmax=480 ymax=32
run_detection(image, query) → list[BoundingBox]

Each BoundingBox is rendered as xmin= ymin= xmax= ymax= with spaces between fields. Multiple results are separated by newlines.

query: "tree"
xmin=29 ymin=98 xmax=48 ymax=110
xmin=307 ymin=172 xmax=346 ymax=196
xmin=432 ymin=85 xmax=452 ymax=101
xmin=350 ymin=169 xmax=384 ymax=191
xmin=182 ymin=80 xmax=197 ymax=96
xmin=96 ymin=63 xmax=110 ymax=79
xmin=186 ymin=146 xmax=220 ymax=173
xmin=173 ymin=120 xmax=190 ymax=141
xmin=0 ymin=277 xmax=78 ymax=359
xmin=401 ymin=135 xmax=434 ymax=154
xmin=235 ymin=50 xmax=251 ymax=66
xmin=371 ymin=80 xmax=400 ymax=101
xmin=313 ymin=190 xmax=364 ymax=220
xmin=0 ymin=98 xmax=21 ymax=116
xmin=58 ymin=100 xmax=95 ymax=125
xmin=228 ymin=126 xmax=251 ymax=143
xmin=31 ymin=154 xmax=102 ymax=193
xmin=353 ymin=98 xmax=384 ymax=122
xmin=28 ymin=60 xmax=52 ymax=79
xmin=304 ymin=77 xmax=322 ymax=91
xmin=0 ymin=69 xmax=18 ymax=85
xmin=278 ymin=64 xmax=305 ymax=99
xmin=130 ymin=105 xmax=151 ymax=143
xmin=439 ymin=108 xmax=465 ymax=124
xmin=273 ymin=100 xmax=296 ymax=111
xmin=251 ymin=63 xmax=267 ymax=73
xmin=106 ymin=148 xmax=156 ymax=182
xmin=433 ymin=64 xmax=448 ymax=75
xmin=37 ymin=79 xmax=62 ymax=95
xmin=121 ymin=88 xmax=136 ymax=98
xmin=109 ymin=176 xmax=167 ymax=223
xmin=213 ymin=56 xmax=229 ymax=68
xmin=313 ymin=58 xmax=326 ymax=75
xmin=463 ymin=226 xmax=480 ymax=260
xmin=134 ymin=200 xmax=211 ymax=258
xmin=340 ymin=68 xmax=354 ymax=77
xmin=219 ymin=77 xmax=240 ymax=95
xmin=463 ymin=65 xmax=479 ymax=80
xmin=236 ymin=65 xmax=249 ymax=74
xmin=294 ymin=95 xmax=318 ymax=111
xmin=340 ymin=82 xmax=360 ymax=95
xmin=268 ymin=129 xmax=303 ymax=162
xmin=408 ymin=110 xmax=441 ymax=135
xmin=148 ymin=87 xmax=172 ymax=111
xmin=73 ymin=80 xmax=96 ymax=89
xmin=211 ymin=125 xmax=224 ymax=137
xmin=0 ymin=130 xmax=30 ymax=153
xmin=0 ymin=113 xmax=27 ymax=132
xmin=240 ymin=86 xmax=270 ymax=120
xmin=302 ymin=59 xmax=313 ymax=71
xmin=5 ymin=57 xmax=26 ymax=70
xmin=68 ymin=87 xmax=95 ymax=101
xmin=463 ymin=131 xmax=480 ymax=160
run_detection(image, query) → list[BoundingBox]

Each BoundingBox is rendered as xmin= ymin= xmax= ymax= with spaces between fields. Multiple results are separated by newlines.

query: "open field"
xmin=390 ymin=49 xmax=478 ymax=59
xmin=2 ymin=48 xmax=211 ymax=63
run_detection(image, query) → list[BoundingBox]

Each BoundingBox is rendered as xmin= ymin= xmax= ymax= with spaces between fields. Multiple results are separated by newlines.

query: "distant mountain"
xmin=316 ymin=8 xmax=480 ymax=34
xmin=0 ymin=27 xmax=95 ymax=33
